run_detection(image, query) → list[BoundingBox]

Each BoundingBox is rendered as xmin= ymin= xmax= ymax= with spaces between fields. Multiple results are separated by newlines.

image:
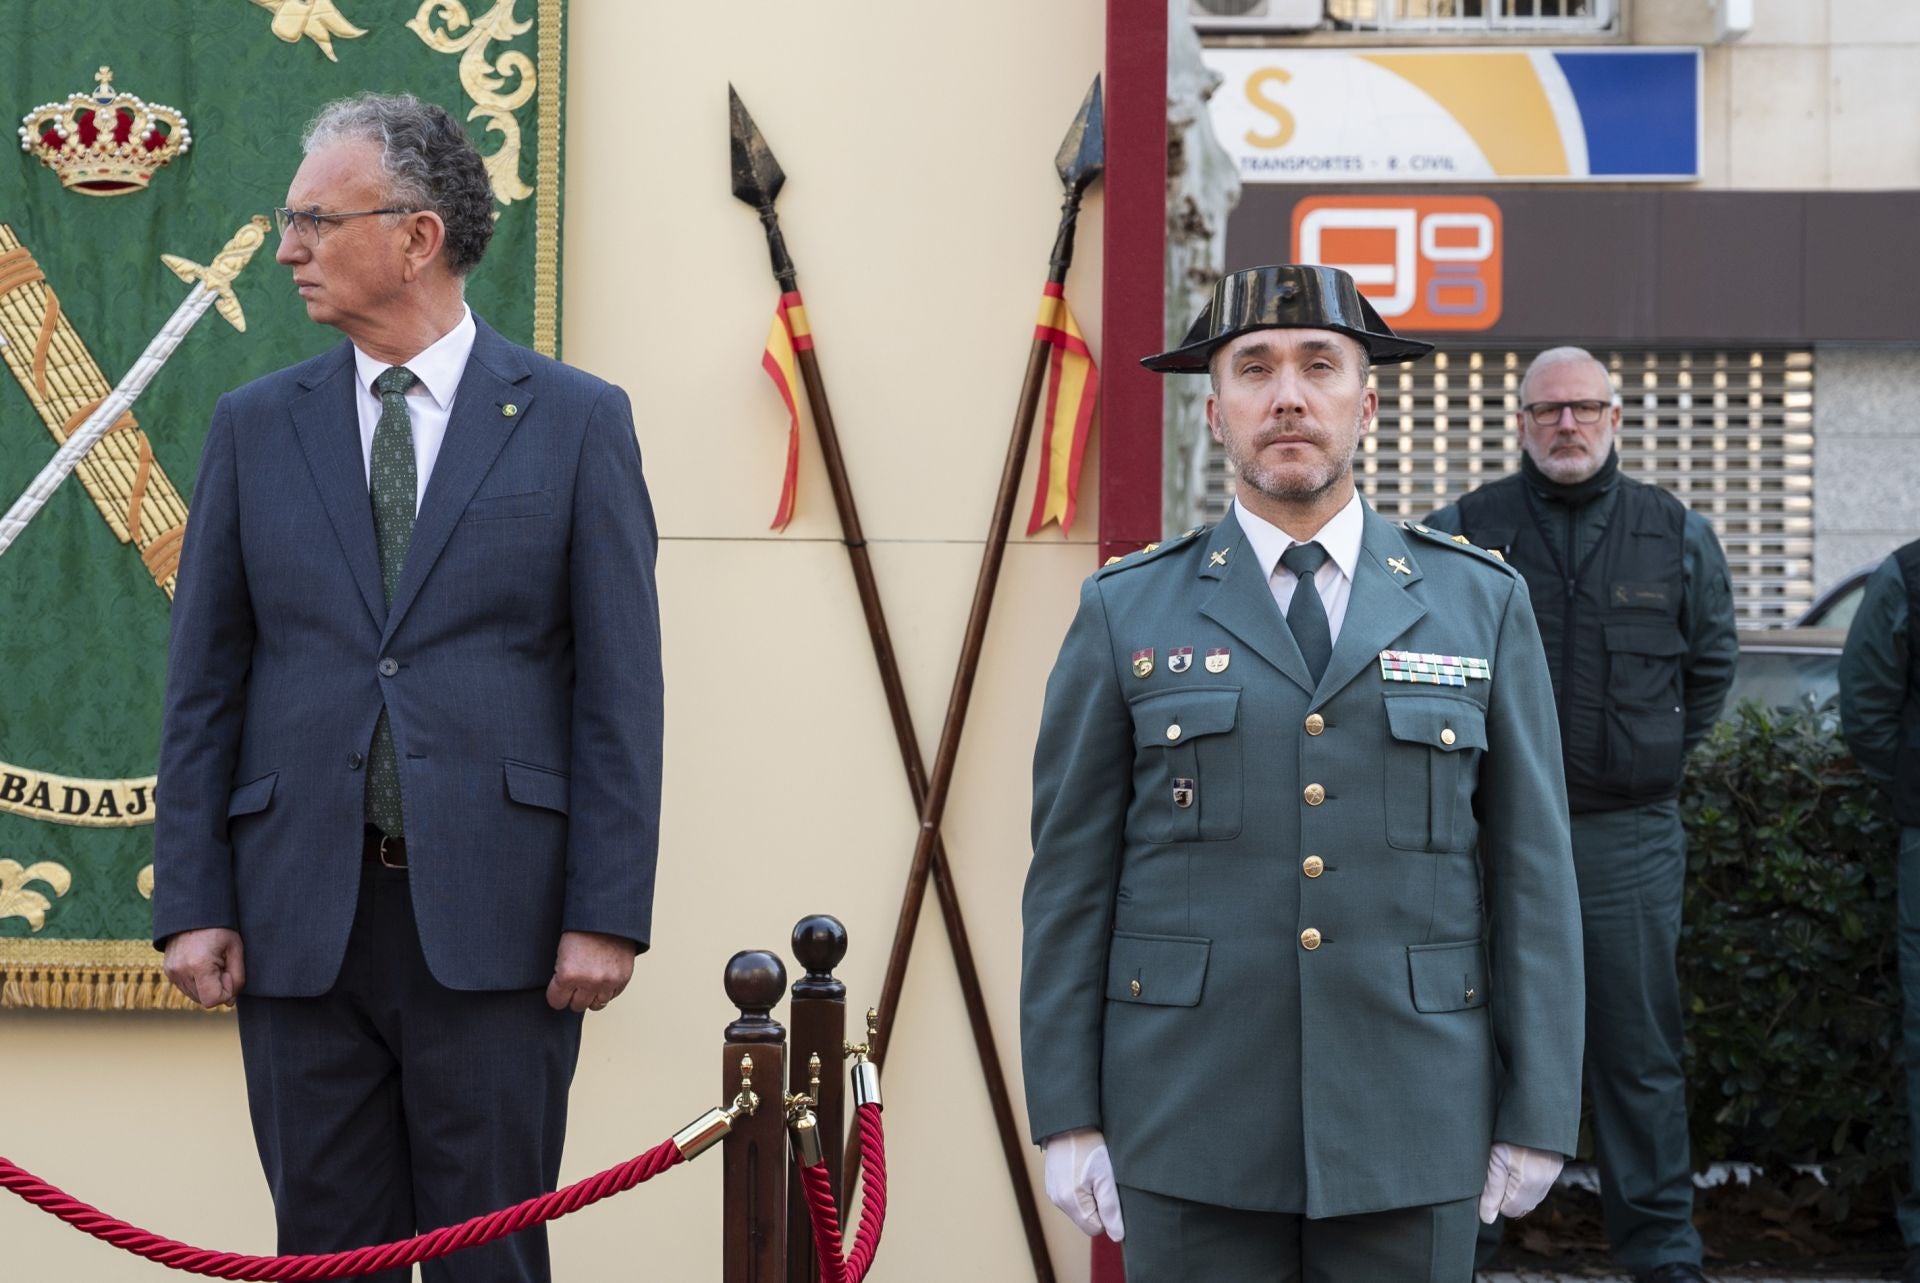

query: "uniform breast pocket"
xmin=1127 ymin=687 xmax=1242 ymax=843
xmin=1603 ymin=619 xmax=1686 ymax=709
xmin=1383 ymin=694 xmax=1486 ymax=852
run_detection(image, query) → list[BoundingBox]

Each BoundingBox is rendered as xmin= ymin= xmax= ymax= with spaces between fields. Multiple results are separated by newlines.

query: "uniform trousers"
xmin=1479 ymin=800 xmax=1700 ymax=1272
xmin=1897 ymin=826 xmax=1920 ymax=1247
xmin=235 ymin=860 xmax=583 ymax=1283
xmin=1117 ymin=1185 xmax=1477 ymax=1281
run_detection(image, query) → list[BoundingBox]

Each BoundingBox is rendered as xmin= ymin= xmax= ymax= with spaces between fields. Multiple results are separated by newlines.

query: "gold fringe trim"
xmin=0 ymin=941 xmax=228 ymax=1012
xmin=0 ymin=963 xmax=223 ymax=1012
xmin=534 ymin=0 xmax=562 ymax=357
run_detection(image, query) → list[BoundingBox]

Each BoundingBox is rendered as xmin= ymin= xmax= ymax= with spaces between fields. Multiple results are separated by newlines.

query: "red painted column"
xmin=1100 ymin=0 xmax=1167 ymax=568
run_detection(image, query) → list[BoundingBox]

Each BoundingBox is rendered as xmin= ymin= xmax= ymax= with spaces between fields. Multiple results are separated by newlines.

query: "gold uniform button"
xmin=1304 ymin=713 xmax=1325 ymax=736
xmin=1166 ymin=723 xmax=1182 ymax=741
xmin=1440 ymin=727 xmax=1457 ymax=746
xmin=1303 ymin=783 xmax=1325 ymax=806
xmin=1300 ymin=928 xmax=1322 ymax=951
xmin=1129 ymin=979 xmax=1142 ymax=998
xmin=1302 ymin=856 xmax=1324 ymax=878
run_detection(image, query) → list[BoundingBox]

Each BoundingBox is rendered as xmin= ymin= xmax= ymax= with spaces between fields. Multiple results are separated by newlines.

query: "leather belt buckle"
xmin=375 ymin=833 xmax=407 ymax=869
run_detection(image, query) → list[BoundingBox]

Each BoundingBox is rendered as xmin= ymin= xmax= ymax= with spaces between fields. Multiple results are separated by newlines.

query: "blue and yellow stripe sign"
xmin=1204 ymin=47 xmax=1700 ymax=184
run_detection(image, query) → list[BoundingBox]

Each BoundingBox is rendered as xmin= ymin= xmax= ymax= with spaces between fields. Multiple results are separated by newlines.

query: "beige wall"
xmin=3 ymin=3 xmax=1108 ymax=1279
xmin=1633 ymin=0 xmax=1920 ymax=187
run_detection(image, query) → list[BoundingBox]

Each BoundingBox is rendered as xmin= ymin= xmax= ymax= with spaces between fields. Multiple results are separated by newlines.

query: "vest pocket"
xmin=1383 ymin=694 xmax=1486 ymax=851
xmin=1601 ymin=621 xmax=1686 ymax=793
xmin=1127 ymin=687 xmax=1242 ymax=842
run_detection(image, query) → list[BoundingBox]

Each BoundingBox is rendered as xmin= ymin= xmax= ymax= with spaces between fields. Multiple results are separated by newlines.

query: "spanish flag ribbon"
xmin=760 ymin=290 xmax=813 ymax=531
xmin=1025 ymin=281 xmax=1098 ymax=536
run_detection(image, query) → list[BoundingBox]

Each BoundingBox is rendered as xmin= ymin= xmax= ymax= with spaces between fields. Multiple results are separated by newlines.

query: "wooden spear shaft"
xmin=729 ymin=87 xmax=1058 ymax=1282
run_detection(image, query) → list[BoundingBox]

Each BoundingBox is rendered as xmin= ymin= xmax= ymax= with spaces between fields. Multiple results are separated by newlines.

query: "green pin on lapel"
xmin=502 ymin=403 xmax=518 ymax=417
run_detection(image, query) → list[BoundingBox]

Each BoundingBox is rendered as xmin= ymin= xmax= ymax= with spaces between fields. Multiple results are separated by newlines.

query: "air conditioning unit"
xmin=1188 ymin=0 xmax=1324 ymax=33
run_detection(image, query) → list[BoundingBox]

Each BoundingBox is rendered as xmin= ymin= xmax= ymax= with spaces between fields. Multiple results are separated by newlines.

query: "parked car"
xmin=1796 ymin=565 xmax=1876 ymax=630
xmin=1722 ymin=626 xmax=1845 ymax=722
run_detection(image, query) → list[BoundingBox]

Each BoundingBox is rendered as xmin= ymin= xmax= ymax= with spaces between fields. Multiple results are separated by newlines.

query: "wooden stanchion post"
xmin=723 ymin=950 xmax=787 ymax=1283
xmin=786 ymin=916 xmax=847 ymax=1283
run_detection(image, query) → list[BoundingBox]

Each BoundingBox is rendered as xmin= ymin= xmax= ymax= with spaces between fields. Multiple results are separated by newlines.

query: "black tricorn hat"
xmin=1142 ymin=264 xmax=1435 ymax=373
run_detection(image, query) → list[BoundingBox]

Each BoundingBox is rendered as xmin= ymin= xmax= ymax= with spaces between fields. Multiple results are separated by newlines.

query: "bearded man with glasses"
xmin=1424 ymin=346 xmax=1738 ymax=1283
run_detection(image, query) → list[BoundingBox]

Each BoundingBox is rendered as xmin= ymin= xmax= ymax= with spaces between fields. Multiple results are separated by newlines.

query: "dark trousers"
xmin=1898 ymin=826 xmax=1920 ymax=1247
xmin=236 ymin=862 xmax=583 ymax=1283
xmin=1117 ymin=1185 xmax=1478 ymax=1282
xmin=1479 ymin=801 xmax=1701 ymax=1272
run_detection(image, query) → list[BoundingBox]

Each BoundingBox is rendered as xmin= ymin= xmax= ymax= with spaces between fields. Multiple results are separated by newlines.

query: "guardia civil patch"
xmin=1378 ymin=650 xmax=1491 ymax=686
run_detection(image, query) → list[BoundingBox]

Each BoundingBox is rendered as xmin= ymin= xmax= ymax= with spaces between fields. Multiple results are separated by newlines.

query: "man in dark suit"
xmin=152 ymin=93 xmax=662 ymax=1282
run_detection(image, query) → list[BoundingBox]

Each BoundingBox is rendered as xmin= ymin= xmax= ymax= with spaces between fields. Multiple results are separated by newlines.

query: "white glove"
xmin=1042 ymin=1127 xmax=1126 ymax=1241
xmin=1478 ymin=1142 xmax=1564 ymax=1224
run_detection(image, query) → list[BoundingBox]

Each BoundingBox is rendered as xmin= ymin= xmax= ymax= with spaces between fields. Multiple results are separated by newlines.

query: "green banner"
xmin=0 ymin=0 xmax=566 ymax=1008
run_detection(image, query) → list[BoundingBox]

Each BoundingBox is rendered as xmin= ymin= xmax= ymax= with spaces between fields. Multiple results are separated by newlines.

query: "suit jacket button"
xmin=1441 ymin=727 xmax=1457 ymax=746
xmin=1165 ymin=723 xmax=1182 ymax=741
xmin=1300 ymin=928 xmax=1322 ymax=951
xmin=1304 ymin=713 xmax=1325 ymax=736
xmin=1303 ymin=783 xmax=1325 ymax=806
xmin=1302 ymin=855 xmax=1324 ymax=878
xmin=1129 ymin=979 xmax=1142 ymax=997
xmin=347 ymin=752 xmax=364 ymax=770
xmin=379 ymin=657 xmax=399 ymax=677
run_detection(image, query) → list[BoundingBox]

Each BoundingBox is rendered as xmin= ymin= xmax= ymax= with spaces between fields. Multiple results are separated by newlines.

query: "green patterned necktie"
xmin=366 ymin=365 xmax=417 ymax=837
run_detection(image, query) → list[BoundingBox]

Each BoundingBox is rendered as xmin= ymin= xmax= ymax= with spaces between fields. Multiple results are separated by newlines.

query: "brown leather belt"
xmin=363 ymin=826 xmax=407 ymax=869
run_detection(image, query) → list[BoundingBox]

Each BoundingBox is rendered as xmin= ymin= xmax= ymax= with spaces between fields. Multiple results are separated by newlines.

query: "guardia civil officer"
xmin=1424 ymin=347 xmax=1738 ymax=1283
xmin=1838 ymin=540 xmax=1920 ymax=1283
xmin=1020 ymin=265 xmax=1584 ymax=1281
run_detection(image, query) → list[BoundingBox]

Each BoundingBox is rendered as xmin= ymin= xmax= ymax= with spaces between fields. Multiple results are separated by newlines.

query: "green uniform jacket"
xmin=1020 ymin=502 xmax=1584 ymax=1219
xmin=1839 ymin=552 xmax=1911 ymax=788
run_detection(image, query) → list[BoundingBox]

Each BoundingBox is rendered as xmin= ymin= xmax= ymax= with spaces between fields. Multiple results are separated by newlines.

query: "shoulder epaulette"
xmin=1402 ymin=522 xmax=1516 ymax=572
xmin=1094 ymin=525 xmax=1207 ymax=578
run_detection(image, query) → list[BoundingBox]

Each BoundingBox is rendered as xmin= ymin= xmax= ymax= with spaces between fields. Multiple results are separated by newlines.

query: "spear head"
xmin=729 ymin=84 xmax=785 ymax=210
xmin=1055 ymin=76 xmax=1105 ymax=198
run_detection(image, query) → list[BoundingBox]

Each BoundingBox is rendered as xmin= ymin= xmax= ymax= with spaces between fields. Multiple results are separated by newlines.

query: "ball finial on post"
xmin=724 ymin=949 xmax=787 ymax=1043
xmin=791 ymin=914 xmax=848 ymax=981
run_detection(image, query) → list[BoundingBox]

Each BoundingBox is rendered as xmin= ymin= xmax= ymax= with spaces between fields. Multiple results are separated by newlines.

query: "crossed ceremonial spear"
xmin=732 ymin=80 xmax=1105 ymax=1283
xmin=0 ymin=216 xmax=270 ymax=559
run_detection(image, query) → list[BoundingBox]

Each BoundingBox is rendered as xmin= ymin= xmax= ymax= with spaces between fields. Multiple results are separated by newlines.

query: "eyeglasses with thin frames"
xmin=1522 ymin=400 xmax=1611 ymax=427
xmin=272 ymin=206 xmax=415 ymax=243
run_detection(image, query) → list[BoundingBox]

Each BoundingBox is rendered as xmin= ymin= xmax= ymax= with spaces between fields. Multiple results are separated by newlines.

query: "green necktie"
xmin=366 ymin=365 xmax=417 ymax=837
xmin=1280 ymin=541 xmax=1333 ymax=685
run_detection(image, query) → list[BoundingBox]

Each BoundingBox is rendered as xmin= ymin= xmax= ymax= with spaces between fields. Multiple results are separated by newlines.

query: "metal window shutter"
xmin=1190 ymin=347 xmax=1815 ymax=624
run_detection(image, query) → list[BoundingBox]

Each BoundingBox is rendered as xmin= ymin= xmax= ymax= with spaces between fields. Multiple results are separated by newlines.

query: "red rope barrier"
xmin=795 ymin=1102 xmax=887 ymax=1283
xmin=0 ymin=1137 xmax=685 ymax=1280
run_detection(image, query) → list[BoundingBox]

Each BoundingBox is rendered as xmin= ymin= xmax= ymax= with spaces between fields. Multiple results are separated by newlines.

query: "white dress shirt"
xmin=1233 ymin=489 xmax=1365 ymax=645
xmin=351 ymin=306 xmax=477 ymax=513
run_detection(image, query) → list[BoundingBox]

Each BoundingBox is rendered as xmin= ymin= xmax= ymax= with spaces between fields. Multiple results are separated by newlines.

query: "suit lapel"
xmin=382 ymin=321 xmax=533 ymax=644
xmin=1314 ymin=506 xmax=1428 ymax=708
xmin=288 ymin=345 xmax=385 ymax=627
xmin=1198 ymin=512 xmax=1317 ymax=697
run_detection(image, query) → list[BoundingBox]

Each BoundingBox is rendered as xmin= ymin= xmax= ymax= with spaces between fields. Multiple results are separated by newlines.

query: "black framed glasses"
xmin=1522 ymin=399 xmax=1611 ymax=426
xmin=273 ymin=206 xmax=415 ymax=242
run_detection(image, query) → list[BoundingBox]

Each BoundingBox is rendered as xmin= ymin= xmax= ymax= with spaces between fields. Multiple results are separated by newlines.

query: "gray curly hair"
xmin=303 ymin=92 xmax=495 ymax=277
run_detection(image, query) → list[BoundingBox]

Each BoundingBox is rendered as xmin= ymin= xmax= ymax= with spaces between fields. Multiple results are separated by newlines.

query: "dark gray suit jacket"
xmin=152 ymin=318 xmax=663 ymax=996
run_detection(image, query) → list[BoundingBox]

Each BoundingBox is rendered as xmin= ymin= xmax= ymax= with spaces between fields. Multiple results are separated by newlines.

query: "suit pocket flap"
xmin=503 ymin=759 xmax=569 ymax=813
xmin=462 ymin=489 xmax=552 ymax=522
xmin=1408 ymin=939 xmax=1490 ymax=1013
xmin=226 ymin=772 xmax=278 ymax=818
xmin=1603 ymin=620 xmax=1686 ymax=657
xmin=1128 ymin=687 xmax=1240 ymax=750
xmin=1383 ymin=694 xmax=1487 ymax=752
xmin=1105 ymin=931 xmax=1210 ymax=1006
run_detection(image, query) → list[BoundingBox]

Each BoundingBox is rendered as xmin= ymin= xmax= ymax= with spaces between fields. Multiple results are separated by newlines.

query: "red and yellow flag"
xmin=760 ymin=290 xmax=813 ymax=531
xmin=1025 ymin=281 xmax=1098 ymax=536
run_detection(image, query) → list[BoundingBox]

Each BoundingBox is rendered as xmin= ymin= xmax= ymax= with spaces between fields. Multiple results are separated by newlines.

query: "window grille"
xmin=1324 ymin=0 xmax=1617 ymax=33
xmin=1185 ymin=347 xmax=1816 ymax=624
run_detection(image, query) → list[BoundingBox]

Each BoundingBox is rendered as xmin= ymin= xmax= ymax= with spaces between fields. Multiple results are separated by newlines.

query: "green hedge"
xmin=1679 ymin=701 xmax=1905 ymax=1198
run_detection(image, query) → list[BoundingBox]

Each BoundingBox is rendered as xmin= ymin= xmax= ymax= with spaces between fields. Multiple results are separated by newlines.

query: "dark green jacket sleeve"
xmin=1839 ymin=557 xmax=1910 ymax=786
xmin=1021 ymin=574 xmax=1133 ymax=1143
xmin=1679 ymin=511 xmax=1739 ymax=751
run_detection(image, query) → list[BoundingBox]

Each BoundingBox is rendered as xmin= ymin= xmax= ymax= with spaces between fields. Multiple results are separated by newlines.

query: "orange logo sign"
xmin=1291 ymin=196 xmax=1502 ymax=331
